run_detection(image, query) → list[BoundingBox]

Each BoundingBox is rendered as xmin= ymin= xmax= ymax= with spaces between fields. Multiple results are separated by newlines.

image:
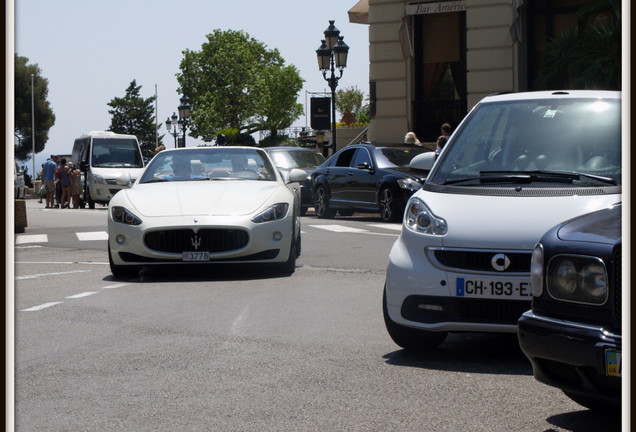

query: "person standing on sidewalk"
xmin=42 ymin=155 xmax=58 ymax=209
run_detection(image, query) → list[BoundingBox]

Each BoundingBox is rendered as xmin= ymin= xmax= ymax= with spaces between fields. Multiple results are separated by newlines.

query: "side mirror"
xmin=287 ymin=168 xmax=308 ymax=183
xmin=355 ymin=162 xmax=372 ymax=170
xmin=410 ymin=152 xmax=436 ymax=171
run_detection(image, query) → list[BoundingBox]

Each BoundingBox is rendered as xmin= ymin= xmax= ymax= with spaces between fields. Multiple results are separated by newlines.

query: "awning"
xmin=348 ymin=0 xmax=369 ymax=24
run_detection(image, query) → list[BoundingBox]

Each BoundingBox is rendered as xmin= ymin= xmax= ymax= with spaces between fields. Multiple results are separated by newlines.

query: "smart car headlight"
xmin=252 ymin=203 xmax=289 ymax=223
xmin=546 ymin=255 xmax=608 ymax=304
xmin=111 ymin=206 xmax=142 ymax=225
xmin=404 ymin=197 xmax=447 ymax=235
xmin=397 ymin=177 xmax=422 ymax=192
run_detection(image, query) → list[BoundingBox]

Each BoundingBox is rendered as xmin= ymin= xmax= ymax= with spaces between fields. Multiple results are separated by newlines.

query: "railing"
xmin=346 ymin=126 xmax=368 ymax=147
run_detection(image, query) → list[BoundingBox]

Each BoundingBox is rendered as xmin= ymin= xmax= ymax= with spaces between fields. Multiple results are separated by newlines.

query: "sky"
xmin=12 ymin=0 xmax=370 ymax=174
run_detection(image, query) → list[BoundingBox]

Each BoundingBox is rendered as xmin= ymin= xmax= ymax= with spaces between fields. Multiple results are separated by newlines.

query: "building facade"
xmin=349 ymin=0 xmax=600 ymax=145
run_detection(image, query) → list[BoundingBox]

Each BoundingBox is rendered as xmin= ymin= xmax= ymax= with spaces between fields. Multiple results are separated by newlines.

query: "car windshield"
xmin=91 ymin=138 xmax=144 ymax=168
xmin=374 ymin=146 xmax=431 ymax=169
xmin=139 ymin=148 xmax=277 ymax=183
xmin=268 ymin=149 xmax=326 ymax=169
xmin=430 ymin=97 xmax=621 ymax=186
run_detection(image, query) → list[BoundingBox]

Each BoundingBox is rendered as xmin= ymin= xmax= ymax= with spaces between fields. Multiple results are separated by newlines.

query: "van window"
xmin=91 ymin=138 xmax=143 ymax=168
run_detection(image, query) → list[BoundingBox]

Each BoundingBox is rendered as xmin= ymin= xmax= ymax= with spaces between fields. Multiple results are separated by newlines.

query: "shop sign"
xmin=406 ymin=1 xmax=467 ymax=15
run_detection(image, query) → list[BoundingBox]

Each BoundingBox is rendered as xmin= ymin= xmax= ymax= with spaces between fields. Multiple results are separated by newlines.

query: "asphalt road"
xmin=12 ymin=199 xmax=623 ymax=431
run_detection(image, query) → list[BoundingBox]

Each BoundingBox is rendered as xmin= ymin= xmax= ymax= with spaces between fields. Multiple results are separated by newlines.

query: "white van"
xmin=383 ymin=90 xmax=621 ymax=350
xmin=71 ymin=131 xmax=145 ymax=208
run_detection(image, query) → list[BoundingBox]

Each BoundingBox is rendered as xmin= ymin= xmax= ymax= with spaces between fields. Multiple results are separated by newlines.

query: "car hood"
xmin=557 ymin=204 xmax=621 ymax=244
xmin=384 ymin=166 xmax=427 ymax=180
xmin=121 ymin=181 xmax=283 ymax=217
xmin=419 ymin=192 xmax=620 ymax=249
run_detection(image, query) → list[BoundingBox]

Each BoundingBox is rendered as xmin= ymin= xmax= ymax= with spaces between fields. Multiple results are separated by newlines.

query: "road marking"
xmin=367 ymin=223 xmax=402 ymax=231
xmin=15 ymin=234 xmax=48 ymax=244
xmin=21 ymin=302 xmax=63 ymax=312
xmin=309 ymin=224 xmax=368 ymax=233
xmin=65 ymin=292 xmax=98 ymax=299
xmin=101 ymin=283 xmax=129 ymax=289
xmin=15 ymin=270 xmax=91 ymax=280
xmin=76 ymin=231 xmax=108 ymax=241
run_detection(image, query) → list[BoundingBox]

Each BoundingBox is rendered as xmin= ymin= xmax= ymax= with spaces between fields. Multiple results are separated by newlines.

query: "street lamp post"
xmin=165 ymin=95 xmax=192 ymax=148
xmin=165 ymin=112 xmax=179 ymax=148
xmin=316 ymin=20 xmax=349 ymax=157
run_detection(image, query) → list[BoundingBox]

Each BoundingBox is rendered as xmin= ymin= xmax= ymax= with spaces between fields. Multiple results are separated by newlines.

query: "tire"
xmin=108 ymin=244 xmax=141 ymax=279
xmin=276 ymin=235 xmax=297 ymax=275
xmin=314 ymin=185 xmax=336 ymax=219
xmin=379 ymin=187 xmax=400 ymax=222
xmin=562 ymin=391 xmax=619 ymax=412
xmin=86 ymin=187 xmax=95 ymax=209
xmin=382 ymin=286 xmax=447 ymax=350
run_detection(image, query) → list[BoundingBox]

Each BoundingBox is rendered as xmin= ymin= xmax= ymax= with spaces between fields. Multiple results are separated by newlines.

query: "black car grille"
xmin=433 ymin=250 xmax=531 ymax=273
xmin=144 ymin=229 xmax=249 ymax=253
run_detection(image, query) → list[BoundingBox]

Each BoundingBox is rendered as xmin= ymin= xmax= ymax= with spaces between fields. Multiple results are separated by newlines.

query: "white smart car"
xmin=107 ymin=146 xmax=307 ymax=279
xmin=384 ymin=90 xmax=621 ymax=350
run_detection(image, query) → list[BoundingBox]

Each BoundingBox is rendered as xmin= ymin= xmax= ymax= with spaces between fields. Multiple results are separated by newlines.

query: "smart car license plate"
xmin=605 ymin=350 xmax=621 ymax=377
xmin=182 ymin=251 xmax=210 ymax=262
xmin=455 ymin=277 xmax=531 ymax=300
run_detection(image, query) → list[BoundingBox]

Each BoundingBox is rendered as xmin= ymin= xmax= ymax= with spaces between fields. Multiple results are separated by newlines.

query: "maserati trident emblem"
xmin=191 ymin=234 xmax=202 ymax=250
xmin=491 ymin=253 xmax=511 ymax=272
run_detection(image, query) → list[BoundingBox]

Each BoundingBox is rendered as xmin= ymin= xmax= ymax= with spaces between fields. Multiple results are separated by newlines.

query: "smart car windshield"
xmin=430 ymin=98 xmax=621 ymax=186
xmin=140 ymin=148 xmax=277 ymax=183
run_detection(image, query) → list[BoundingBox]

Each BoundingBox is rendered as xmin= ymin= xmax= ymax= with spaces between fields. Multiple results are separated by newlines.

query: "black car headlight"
xmin=252 ymin=203 xmax=289 ymax=223
xmin=397 ymin=177 xmax=422 ymax=192
xmin=546 ymin=255 xmax=608 ymax=304
xmin=111 ymin=206 xmax=142 ymax=225
xmin=404 ymin=197 xmax=447 ymax=235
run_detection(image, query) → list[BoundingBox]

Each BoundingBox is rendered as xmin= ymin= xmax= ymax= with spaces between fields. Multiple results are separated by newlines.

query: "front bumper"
xmin=518 ymin=310 xmax=621 ymax=406
xmin=108 ymin=213 xmax=295 ymax=266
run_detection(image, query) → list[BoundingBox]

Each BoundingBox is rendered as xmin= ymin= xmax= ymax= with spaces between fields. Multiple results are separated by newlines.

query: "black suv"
xmin=518 ymin=204 xmax=621 ymax=411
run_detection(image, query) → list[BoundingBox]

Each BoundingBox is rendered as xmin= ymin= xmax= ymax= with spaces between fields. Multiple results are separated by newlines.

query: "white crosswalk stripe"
xmin=76 ymin=231 xmax=109 ymax=241
xmin=15 ymin=234 xmax=48 ymax=244
xmin=15 ymin=231 xmax=108 ymax=244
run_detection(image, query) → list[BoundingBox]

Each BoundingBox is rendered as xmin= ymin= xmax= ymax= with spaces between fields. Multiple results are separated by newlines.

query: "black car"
xmin=310 ymin=143 xmax=432 ymax=222
xmin=518 ymin=204 xmax=621 ymax=411
xmin=265 ymin=147 xmax=326 ymax=215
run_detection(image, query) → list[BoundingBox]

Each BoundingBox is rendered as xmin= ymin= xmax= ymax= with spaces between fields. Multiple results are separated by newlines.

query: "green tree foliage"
xmin=107 ymin=80 xmax=163 ymax=159
xmin=177 ymin=29 xmax=304 ymax=142
xmin=537 ymin=0 xmax=620 ymax=90
xmin=335 ymin=86 xmax=364 ymax=123
xmin=14 ymin=54 xmax=56 ymax=160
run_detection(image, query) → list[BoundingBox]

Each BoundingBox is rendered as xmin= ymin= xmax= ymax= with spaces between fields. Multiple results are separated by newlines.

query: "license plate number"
xmin=605 ymin=350 xmax=621 ymax=377
xmin=182 ymin=251 xmax=210 ymax=262
xmin=456 ymin=278 xmax=531 ymax=299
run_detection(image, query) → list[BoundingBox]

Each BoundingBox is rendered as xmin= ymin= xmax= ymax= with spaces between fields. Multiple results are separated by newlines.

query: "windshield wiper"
xmin=443 ymin=170 xmax=617 ymax=186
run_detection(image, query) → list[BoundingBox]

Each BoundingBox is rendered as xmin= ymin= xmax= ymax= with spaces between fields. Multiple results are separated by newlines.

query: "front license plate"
xmin=182 ymin=251 xmax=210 ymax=262
xmin=605 ymin=350 xmax=621 ymax=377
xmin=455 ymin=277 xmax=531 ymax=300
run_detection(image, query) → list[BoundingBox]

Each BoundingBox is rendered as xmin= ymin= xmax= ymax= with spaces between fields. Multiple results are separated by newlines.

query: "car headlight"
xmin=546 ymin=255 xmax=608 ymax=304
xmin=111 ymin=206 xmax=142 ymax=225
xmin=92 ymin=173 xmax=106 ymax=184
xmin=252 ymin=203 xmax=289 ymax=223
xmin=530 ymin=244 xmax=544 ymax=297
xmin=404 ymin=197 xmax=447 ymax=235
xmin=397 ymin=177 xmax=422 ymax=192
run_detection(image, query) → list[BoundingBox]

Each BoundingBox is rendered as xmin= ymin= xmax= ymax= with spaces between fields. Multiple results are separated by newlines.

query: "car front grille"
xmin=144 ymin=228 xmax=249 ymax=253
xmin=433 ymin=249 xmax=531 ymax=273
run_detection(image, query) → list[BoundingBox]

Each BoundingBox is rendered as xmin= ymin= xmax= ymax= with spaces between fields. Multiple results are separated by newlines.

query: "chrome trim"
xmin=521 ymin=310 xmax=621 ymax=340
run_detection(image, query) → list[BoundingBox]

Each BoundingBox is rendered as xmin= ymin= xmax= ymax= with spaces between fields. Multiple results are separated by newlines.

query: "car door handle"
xmin=347 ymin=171 xmax=354 ymax=176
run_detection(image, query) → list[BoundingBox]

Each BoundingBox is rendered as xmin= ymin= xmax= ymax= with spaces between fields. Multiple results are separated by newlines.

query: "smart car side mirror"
xmin=410 ymin=152 xmax=436 ymax=171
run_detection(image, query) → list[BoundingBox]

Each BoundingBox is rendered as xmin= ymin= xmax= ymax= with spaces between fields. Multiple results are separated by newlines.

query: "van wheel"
xmin=383 ymin=286 xmax=447 ymax=350
xmin=86 ymin=188 xmax=95 ymax=209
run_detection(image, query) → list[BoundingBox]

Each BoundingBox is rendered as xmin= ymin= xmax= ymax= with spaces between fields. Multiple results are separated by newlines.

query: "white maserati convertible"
xmin=107 ymin=146 xmax=307 ymax=279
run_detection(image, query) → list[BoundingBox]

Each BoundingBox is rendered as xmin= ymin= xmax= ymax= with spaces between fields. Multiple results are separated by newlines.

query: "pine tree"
xmin=107 ymin=80 xmax=163 ymax=159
